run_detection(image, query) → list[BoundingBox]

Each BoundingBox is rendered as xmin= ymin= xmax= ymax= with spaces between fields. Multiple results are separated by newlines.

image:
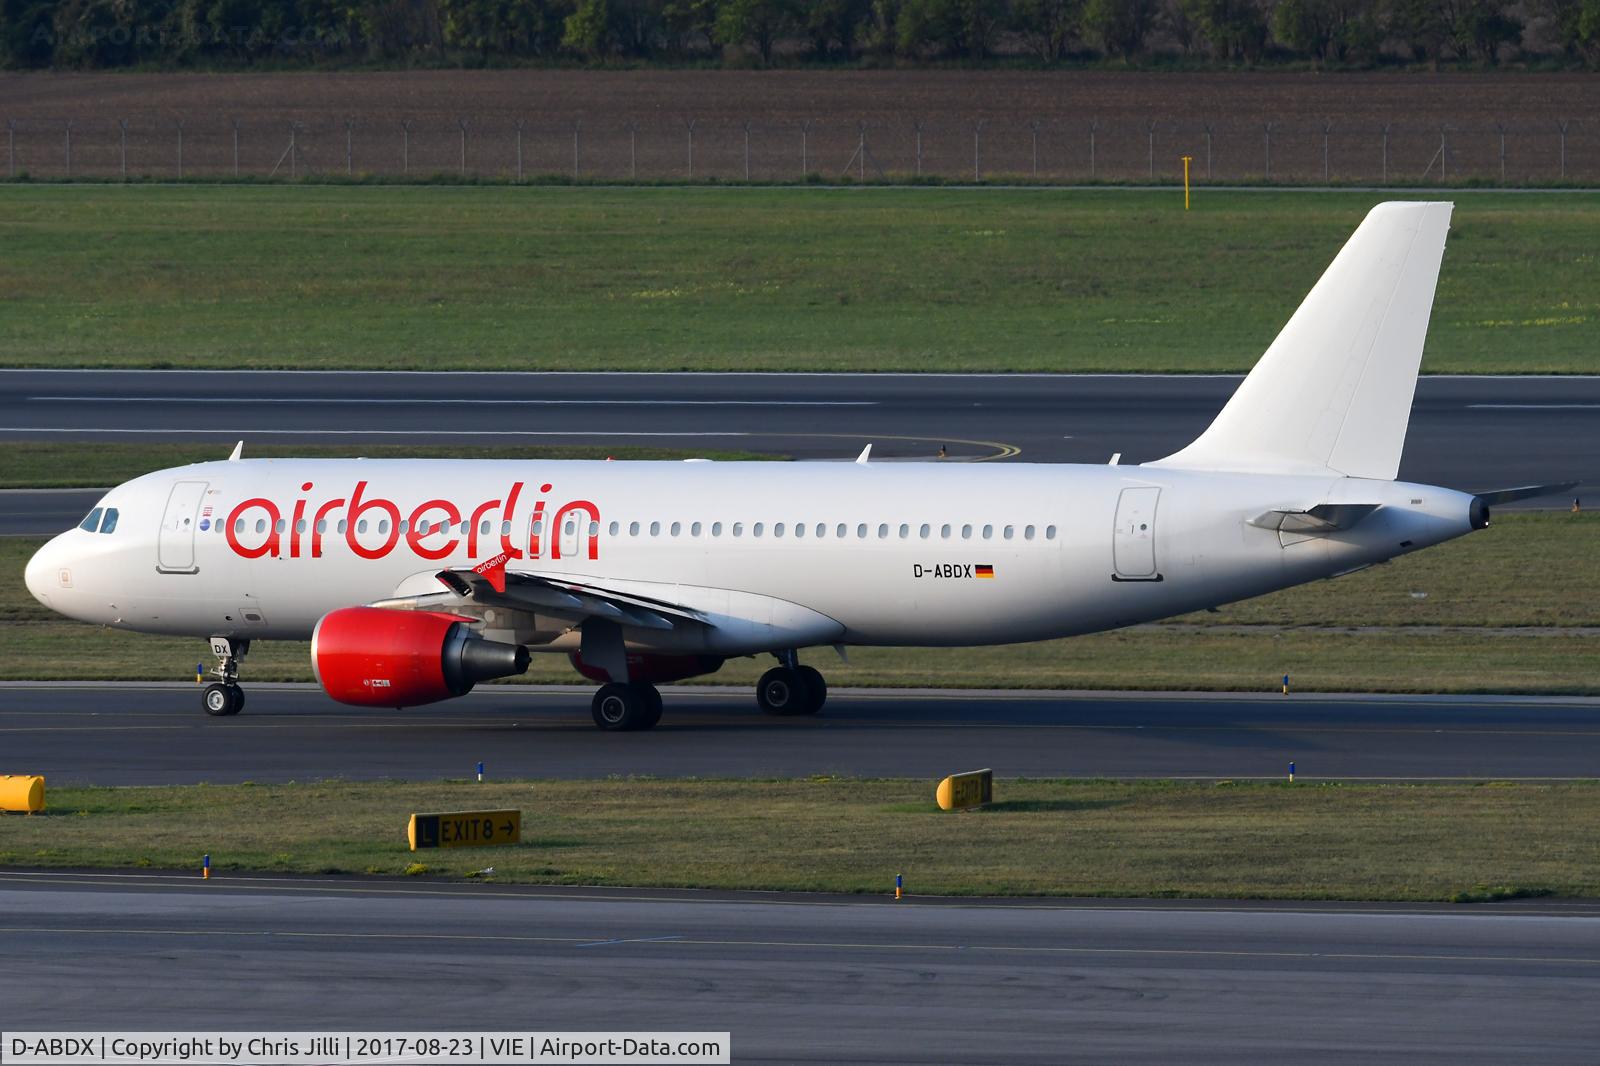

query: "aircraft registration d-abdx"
xmin=24 ymin=201 xmax=1559 ymax=730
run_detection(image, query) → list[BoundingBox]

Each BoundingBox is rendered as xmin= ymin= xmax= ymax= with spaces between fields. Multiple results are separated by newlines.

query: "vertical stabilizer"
xmin=1151 ymin=201 xmax=1453 ymax=481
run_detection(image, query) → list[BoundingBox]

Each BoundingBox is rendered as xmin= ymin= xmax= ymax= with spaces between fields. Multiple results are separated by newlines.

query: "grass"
xmin=2 ymin=186 xmax=1597 ymax=373
xmin=5 ymin=512 xmax=1598 ymax=692
xmin=0 ymin=442 xmax=774 ymax=489
xmin=4 ymin=777 xmax=1598 ymax=901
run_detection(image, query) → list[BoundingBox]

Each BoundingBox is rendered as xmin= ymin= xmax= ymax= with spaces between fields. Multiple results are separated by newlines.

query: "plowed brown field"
xmin=2 ymin=69 xmax=1595 ymax=182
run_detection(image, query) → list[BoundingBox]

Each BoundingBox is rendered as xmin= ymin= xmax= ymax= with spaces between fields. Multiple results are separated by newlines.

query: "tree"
xmin=1083 ymin=0 xmax=1157 ymax=56
xmin=562 ymin=0 xmax=610 ymax=55
xmin=1440 ymin=0 xmax=1521 ymax=62
xmin=1385 ymin=0 xmax=1451 ymax=63
xmin=1273 ymin=0 xmax=1376 ymax=62
xmin=1181 ymin=0 xmax=1266 ymax=60
xmin=714 ymin=0 xmax=797 ymax=62
xmin=804 ymin=0 xmax=871 ymax=58
xmin=896 ymin=0 xmax=1007 ymax=58
xmin=661 ymin=0 xmax=717 ymax=55
xmin=1014 ymin=0 xmax=1084 ymax=59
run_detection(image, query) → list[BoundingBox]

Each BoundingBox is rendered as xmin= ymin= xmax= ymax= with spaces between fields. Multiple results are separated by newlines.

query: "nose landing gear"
xmin=757 ymin=651 xmax=827 ymax=716
xmin=202 ymin=636 xmax=248 ymax=717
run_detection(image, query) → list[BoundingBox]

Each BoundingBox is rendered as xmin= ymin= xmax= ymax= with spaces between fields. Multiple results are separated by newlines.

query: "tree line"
xmin=4 ymin=0 xmax=1598 ymax=69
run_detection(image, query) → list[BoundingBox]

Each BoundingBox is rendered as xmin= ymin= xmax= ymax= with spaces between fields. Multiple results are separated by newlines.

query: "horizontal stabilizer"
xmin=1473 ymin=481 xmax=1580 ymax=506
xmin=1248 ymin=503 xmax=1380 ymax=534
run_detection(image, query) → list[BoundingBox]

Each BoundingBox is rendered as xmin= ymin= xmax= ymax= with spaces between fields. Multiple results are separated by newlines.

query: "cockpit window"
xmin=100 ymin=508 xmax=119 ymax=534
xmin=79 ymin=507 xmax=103 ymax=533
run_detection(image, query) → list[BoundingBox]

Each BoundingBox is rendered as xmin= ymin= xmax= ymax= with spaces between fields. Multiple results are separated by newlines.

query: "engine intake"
xmin=312 ymin=606 xmax=530 ymax=708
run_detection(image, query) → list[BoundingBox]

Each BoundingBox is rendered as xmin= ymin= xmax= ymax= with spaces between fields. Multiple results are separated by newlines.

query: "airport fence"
xmin=2 ymin=114 xmax=1593 ymax=185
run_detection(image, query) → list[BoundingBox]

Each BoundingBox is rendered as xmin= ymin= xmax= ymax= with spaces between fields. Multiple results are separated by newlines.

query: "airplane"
xmin=22 ymin=201 xmax=1568 ymax=731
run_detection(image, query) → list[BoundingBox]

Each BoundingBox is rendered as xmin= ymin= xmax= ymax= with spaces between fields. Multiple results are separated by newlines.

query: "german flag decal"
xmin=975 ymin=564 xmax=995 ymax=579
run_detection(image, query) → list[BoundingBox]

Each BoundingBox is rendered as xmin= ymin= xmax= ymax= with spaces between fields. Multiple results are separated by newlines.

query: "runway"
xmin=1 ymin=370 xmax=1593 ymax=535
xmin=5 ymin=683 xmax=1599 ymax=785
xmin=3 ymin=871 xmax=1598 ymax=1063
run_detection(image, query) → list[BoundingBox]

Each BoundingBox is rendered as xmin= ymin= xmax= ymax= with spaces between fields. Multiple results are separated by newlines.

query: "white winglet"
xmin=227 ymin=441 xmax=244 ymax=462
xmin=855 ymin=444 xmax=872 ymax=464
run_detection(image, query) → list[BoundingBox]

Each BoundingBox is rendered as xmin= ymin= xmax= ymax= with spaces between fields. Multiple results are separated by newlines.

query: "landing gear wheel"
xmin=639 ymin=685 xmax=664 ymax=730
xmin=795 ymin=666 xmax=827 ymax=714
xmin=757 ymin=667 xmax=812 ymax=716
xmin=202 ymin=682 xmax=243 ymax=717
xmin=591 ymin=682 xmax=661 ymax=731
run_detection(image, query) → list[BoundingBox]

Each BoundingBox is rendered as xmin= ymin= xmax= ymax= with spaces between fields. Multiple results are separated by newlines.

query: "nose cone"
xmin=25 ymin=534 xmax=66 ymax=609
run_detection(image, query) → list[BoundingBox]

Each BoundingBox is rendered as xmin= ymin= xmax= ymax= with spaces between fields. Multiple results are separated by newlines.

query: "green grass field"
xmin=6 ymin=511 xmax=1596 ymax=692
xmin=5 ymin=778 xmax=1597 ymax=901
xmin=3 ymin=186 xmax=1596 ymax=373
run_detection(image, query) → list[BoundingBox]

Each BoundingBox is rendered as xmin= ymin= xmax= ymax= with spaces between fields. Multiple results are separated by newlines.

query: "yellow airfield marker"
xmin=1182 ymin=156 xmax=1193 ymax=210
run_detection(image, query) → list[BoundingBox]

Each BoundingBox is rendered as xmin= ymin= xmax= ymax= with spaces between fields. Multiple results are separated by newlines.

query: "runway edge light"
xmin=0 ymin=775 xmax=45 ymax=814
xmin=936 ymin=769 xmax=993 ymax=811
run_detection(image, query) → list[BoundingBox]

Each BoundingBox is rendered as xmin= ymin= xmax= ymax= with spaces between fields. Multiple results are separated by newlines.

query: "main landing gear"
xmin=757 ymin=651 xmax=827 ymax=717
xmin=202 ymin=636 xmax=248 ymax=717
xmin=590 ymin=682 xmax=664 ymax=732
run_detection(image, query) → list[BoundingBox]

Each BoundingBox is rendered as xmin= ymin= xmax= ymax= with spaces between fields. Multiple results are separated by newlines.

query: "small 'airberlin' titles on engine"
xmin=224 ymin=480 xmax=601 ymax=563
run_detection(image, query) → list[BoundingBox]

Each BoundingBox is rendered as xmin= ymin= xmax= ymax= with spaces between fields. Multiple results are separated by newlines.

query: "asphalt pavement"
xmin=4 ymin=683 xmax=1598 ymax=785
xmin=1 ymin=371 xmax=1593 ymax=535
xmin=3 ymin=872 xmax=1598 ymax=1063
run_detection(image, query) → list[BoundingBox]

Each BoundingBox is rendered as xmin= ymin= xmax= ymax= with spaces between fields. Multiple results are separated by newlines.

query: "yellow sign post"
xmin=1182 ymin=155 xmax=1193 ymax=210
xmin=936 ymin=769 xmax=993 ymax=811
xmin=408 ymin=809 xmax=522 ymax=851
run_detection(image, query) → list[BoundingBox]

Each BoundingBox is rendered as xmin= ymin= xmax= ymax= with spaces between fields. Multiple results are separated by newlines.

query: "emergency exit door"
xmin=1112 ymin=486 xmax=1161 ymax=581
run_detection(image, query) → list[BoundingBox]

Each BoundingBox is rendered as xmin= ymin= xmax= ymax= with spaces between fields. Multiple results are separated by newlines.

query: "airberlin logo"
xmin=224 ymin=480 xmax=600 ymax=563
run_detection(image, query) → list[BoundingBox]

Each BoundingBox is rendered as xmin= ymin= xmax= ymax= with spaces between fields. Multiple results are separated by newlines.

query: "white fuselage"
xmin=25 ymin=457 xmax=1479 ymax=658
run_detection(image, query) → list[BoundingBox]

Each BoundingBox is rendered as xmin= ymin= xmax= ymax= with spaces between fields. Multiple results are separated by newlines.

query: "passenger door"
xmin=157 ymin=481 xmax=208 ymax=574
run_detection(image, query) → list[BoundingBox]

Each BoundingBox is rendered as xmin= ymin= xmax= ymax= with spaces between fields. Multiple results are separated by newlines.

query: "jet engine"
xmin=312 ymin=606 xmax=530 ymax=707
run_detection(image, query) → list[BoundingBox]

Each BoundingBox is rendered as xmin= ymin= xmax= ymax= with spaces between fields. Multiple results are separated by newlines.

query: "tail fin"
xmin=1151 ymin=201 xmax=1453 ymax=481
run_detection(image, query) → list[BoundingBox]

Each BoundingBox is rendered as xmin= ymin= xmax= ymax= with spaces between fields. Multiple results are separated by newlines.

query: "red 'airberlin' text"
xmin=224 ymin=481 xmax=601 ymax=563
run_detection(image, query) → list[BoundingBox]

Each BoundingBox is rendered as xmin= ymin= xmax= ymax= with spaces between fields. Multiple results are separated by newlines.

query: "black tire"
xmin=591 ymin=682 xmax=652 ymax=731
xmin=757 ymin=666 xmax=812 ymax=716
xmin=202 ymin=682 xmax=237 ymax=717
xmin=795 ymin=666 xmax=827 ymax=714
xmin=226 ymin=684 xmax=245 ymax=716
xmin=637 ymin=685 xmax=663 ymax=731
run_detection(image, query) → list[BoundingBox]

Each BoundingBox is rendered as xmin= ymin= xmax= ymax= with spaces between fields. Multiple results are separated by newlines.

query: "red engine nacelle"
xmin=312 ymin=606 xmax=530 ymax=708
xmin=569 ymin=651 xmax=725 ymax=686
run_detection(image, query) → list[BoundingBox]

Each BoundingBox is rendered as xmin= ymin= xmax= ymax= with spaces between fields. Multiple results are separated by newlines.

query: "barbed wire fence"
xmin=1 ymin=115 xmax=1591 ymax=185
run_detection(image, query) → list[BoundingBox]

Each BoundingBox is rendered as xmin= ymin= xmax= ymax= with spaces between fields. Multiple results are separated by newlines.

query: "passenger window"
xmin=649 ymin=521 xmax=660 ymax=536
xmin=379 ymin=520 xmax=390 ymax=534
xmin=565 ymin=521 xmax=575 ymax=535
xmin=877 ymin=524 xmax=889 ymax=539
xmin=501 ymin=521 xmax=511 ymax=536
xmin=101 ymin=508 xmax=119 ymax=534
xmin=1025 ymin=524 xmax=1035 ymax=540
xmin=399 ymin=520 xmax=409 ymax=534
xmin=982 ymin=524 xmax=993 ymax=539
xmin=532 ymin=520 xmax=543 ymax=537
xmin=732 ymin=522 xmax=744 ymax=537
xmin=609 ymin=521 xmax=620 ymax=536
xmin=961 ymin=524 xmax=972 ymax=539
xmin=835 ymin=523 xmax=846 ymax=538
xmin=589 ymin=521 xmax=599 ymax=536
xmin=296 ymin=518 xmax=308 ymax=534
xmin=255 ymin=519 xmax=267 ymax=534
xmin=315 ymin=519 xmax=326 ymax=534
xmin=941 ymin=524 xmax=951 ymax=538
xmin=671 ymin=521 xmax=681 ymax=536
xmin=816 ymin=523 xmax=826 ymax=537
xmin=712 ymin=522 xmax=723 ymax=536
xmin=919 ymin=523 xmax=930 ymax=538
xmin=338 ymin=520 xmax=348 ymax=534
xmin=793 ymin=523 xmax=804 ymax=538
xmin=898 ymin=523 xmax=909 ymax=539
xmin=857 ymin=524 xmax=868 ymax=538
xmin=754 ymin=522 xmax=765 ymax=537
xmin=1046 ymin=525 xmax=1057 ymax=540
xmin=775 ymin=523 xmax=785 ymax=537
xmin=80 ymin=507 xmax=103 ymax=532
xmin=691 ymin=521 xmax=702 ymax=536
xmin=357 ymin=519 xmax=368 ymax=534
xmin=1003 ymin=525 xmax=1014 ymax=540
xmin=629 ymin=522 xmax=640 ymax=536
xmin=276 ymin=519 xmax=287 ymax=534
xmin=480 ymin=520 xmax=490 ymax=536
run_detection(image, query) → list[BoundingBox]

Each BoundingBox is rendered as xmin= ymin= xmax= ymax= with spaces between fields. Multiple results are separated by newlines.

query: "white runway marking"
xmin=32 ymin=396 xmax=878 ymax=407
xmin=1468 ymin=404 xmax=1600 ymax=410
